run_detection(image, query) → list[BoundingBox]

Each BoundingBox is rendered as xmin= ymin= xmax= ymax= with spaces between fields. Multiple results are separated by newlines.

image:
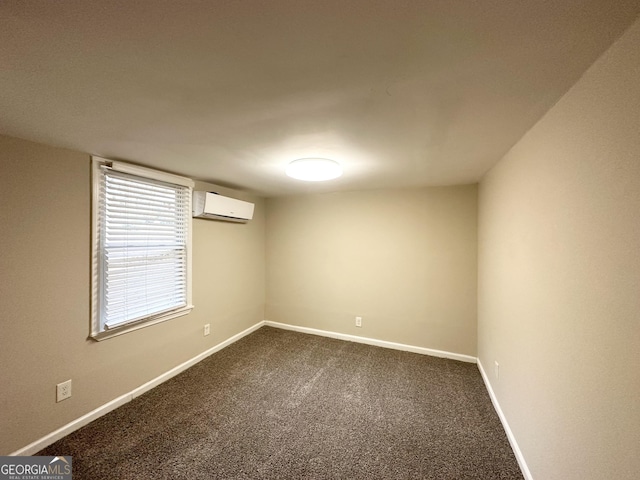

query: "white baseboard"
xmin=264 ymin=320 xmax=477 ymax=363
xmin=477 ymin=359 xmax=533 ymax=480
xmin=11 ymin=321 xmax=265 ymax=456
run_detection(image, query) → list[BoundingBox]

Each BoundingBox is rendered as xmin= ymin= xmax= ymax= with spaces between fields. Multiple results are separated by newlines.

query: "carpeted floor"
xmin=38 ymin=327 xmax=523 ymax=479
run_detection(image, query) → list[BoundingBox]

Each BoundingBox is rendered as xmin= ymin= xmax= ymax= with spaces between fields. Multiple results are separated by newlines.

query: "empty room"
xmin=1 ymin=2 xmax=639 ymax=479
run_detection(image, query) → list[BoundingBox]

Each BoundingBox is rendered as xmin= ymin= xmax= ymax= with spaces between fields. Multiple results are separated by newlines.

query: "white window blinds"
xmin=96 ymin=164 xmax=191 ymax=330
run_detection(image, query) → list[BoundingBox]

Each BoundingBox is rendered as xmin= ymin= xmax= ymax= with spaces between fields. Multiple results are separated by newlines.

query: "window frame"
xmin=90 ymin=156 xmax=195 ymax=341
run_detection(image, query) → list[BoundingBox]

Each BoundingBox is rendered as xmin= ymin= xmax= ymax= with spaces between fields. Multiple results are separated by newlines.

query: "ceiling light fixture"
xmin=286 ymin=158 xmax=343 ymax=182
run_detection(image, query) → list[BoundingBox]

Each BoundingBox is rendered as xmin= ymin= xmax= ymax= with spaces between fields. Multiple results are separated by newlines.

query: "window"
xmin=91 ymin=157 xmax=194 ymax=340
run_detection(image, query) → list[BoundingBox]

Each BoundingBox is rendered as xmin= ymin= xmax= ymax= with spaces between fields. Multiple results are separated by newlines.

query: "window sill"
xmin=90 ymin=305 xmax=194 ymax=341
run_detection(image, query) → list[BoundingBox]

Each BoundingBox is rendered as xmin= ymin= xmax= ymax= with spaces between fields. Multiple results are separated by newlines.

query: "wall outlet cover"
xmin=56 ymin=380 xmax=72 ymax=402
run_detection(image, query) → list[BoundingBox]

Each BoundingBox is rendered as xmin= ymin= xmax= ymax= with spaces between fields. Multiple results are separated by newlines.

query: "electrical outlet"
xmin=494 ymin=361 xmax=500 ymax=380
xmin=355 ymin=316 xmax=362 ymax=327
xmin=204 ymin=324 xmax=210 ymax=336
xmin=56 ymin=380 xmax=72 ymax=402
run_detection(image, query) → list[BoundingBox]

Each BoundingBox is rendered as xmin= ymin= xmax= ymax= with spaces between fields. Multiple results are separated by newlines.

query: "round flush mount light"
xmin=286 ymin=158 xmax=342 ymax=182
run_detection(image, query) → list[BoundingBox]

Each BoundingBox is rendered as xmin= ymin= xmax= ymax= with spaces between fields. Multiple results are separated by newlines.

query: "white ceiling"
xmin=1 ymin=1 xmax=639 ymax=196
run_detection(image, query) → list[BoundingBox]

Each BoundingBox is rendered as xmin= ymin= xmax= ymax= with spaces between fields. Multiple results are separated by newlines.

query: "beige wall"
xmin=478 ymin=18 xmax=640 ymax=480
xmin=0 ymin=135 xmax=266 ymax=455
xmin=266 ymin=186 xmax=478 ymax=356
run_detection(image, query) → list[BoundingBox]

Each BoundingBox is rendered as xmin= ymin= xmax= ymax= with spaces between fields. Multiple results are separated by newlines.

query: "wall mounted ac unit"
xmin=192 ymin=191 xmax=254 ymax=222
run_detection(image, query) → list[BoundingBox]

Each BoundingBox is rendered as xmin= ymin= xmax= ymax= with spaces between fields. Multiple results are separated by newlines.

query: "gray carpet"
xmin=38 ymin=327 xmax=523 ymax=479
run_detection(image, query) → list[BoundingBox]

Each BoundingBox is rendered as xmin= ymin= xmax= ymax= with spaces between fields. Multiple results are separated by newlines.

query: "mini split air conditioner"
xmin=192 ymin=191 xmax=254 ymax=223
